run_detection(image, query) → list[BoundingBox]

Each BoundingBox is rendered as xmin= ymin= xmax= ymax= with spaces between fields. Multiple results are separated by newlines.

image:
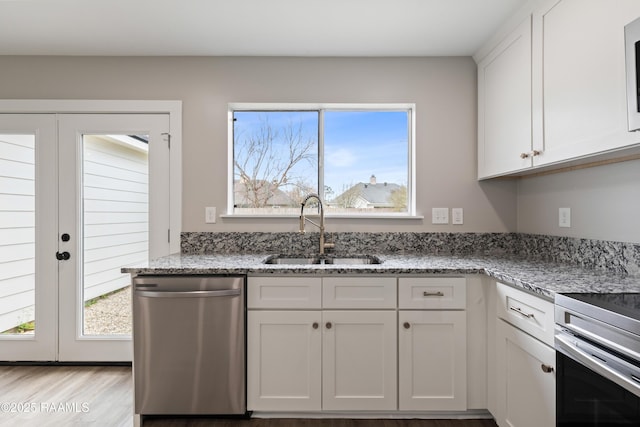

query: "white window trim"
xmin=227 ymin=102 xmax=417 ymax=218
xmin=0 ymin=99 xmax=182 ymax=253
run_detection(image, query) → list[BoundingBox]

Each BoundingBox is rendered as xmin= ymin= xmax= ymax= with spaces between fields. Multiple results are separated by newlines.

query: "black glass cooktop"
xmin=556 ymin=293 xmax=640 ymax=337
xmin=562 ymin=293 xmax=640 ymax=322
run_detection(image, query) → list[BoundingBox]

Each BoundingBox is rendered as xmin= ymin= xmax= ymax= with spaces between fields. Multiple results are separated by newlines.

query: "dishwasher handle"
xmin=136 ymin=289 xmax=241 ymax=298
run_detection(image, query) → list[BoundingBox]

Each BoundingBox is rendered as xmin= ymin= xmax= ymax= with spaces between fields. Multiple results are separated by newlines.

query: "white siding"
xmin=0 ymin=134 xmax=35 ymax=332
xmin=83 ymin=135 xmax=148 ymax=301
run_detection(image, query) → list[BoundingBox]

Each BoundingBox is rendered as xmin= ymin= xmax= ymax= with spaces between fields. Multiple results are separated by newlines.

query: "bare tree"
xmin=234 ymin=116 xmax=317 ymax=208
xmin=389 ymin=185 xmax=407 ymax=212
xmin=333 ymin=183 xmax=362 ymax=209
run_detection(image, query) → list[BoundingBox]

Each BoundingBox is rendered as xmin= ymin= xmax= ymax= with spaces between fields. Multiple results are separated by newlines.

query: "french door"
xmin=0 ymin=113 xmax=171 ymax=362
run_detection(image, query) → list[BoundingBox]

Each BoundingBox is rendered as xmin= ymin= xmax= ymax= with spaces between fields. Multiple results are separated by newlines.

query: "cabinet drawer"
xmin=323 ymin=277 xmax=397 ymax=309
xmin=248 ymin=277 xmax=322 ymax=309
xmin=496 ymin=282 xmax=554 ymax=347
xmin=398 ymin=277 xmax=466 ymax=309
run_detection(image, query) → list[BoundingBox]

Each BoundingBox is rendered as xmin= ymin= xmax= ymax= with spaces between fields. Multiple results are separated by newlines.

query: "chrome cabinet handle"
xmin=520 ymin=150 xmax=541 ymax=159
xmin=509 ymin=306 xmax=535 ymax=319
xmin=423 ymin=291 xmax=444 ymax=297
xmin=541 ymin=364 xmax=554 ymax=373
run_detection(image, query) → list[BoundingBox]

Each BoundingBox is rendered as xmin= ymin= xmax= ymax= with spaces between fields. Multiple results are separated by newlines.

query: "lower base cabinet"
xmin=247 ymin=309 xmax=397 ymax=411
xmin=247 ymin=276 xmax=468 ymax=413
xmin=322 ymin=310 xmax=397 ymax=411
xmin=398 ymin=310 xmax=467 ymax=411
xmin=495 ymin=319 xmax=555 ymax=427
xmin=247 ymin=311 xmax=322 ymax=411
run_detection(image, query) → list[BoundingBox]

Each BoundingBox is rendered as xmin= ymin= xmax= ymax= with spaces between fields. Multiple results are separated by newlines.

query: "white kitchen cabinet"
xmin=247 ymin=310 xmax=322 ymax=411
xmin=398 ymin=310 xmax=467 ymax=411
xmin=247 ymin=276 xmax=397 ymax=412
xmin=493 ymin=283 xmax=555 ymax=427
xmin=476 ymin=0 xmax=640 ymax=178
xmin=322 ymin=310 xmax=397 ymax=411
xmin=477 ymin=16 xmax=533 ymax=178
xmin=532 ymin=0 xmax=640 ymax=166
xmin=495 ymin=319 xmax=555 ymax=427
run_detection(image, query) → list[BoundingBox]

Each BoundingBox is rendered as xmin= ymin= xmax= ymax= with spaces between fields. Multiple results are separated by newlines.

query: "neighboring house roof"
xmin=233 ymin=180 xmax=296 ymax=207
xmin=332 ymin=179 xmax=402 ymax=208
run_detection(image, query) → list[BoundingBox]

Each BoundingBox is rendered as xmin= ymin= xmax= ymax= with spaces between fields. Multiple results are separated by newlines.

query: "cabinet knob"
xmin=403 ymin=322 xmax=411 ymax=329
xmin=312 ymin=322 xmax=319 ymax=330
xmin=325 ymin=322 xmax=332 ymax=330
xmin=531 ymin=149 xmax=541 ymax=157
xmin=520 ymin=152 xmax=530 ymax=159
xmin=541 ymin=364 xmax=554 ymax=373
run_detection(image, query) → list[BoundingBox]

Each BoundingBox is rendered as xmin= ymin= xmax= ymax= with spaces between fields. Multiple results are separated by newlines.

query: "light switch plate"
xmin=452 ymin=208 xmax=463 ymax=225
xmin=432 ymin=208 xmax=449 ymax=224
xmin=205 ymin=207 xmax=217 ymax=224
xmin=559 ymin=207 xmax=571 ymax=228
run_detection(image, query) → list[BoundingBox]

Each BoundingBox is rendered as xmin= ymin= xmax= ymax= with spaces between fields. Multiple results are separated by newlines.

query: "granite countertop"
xmin=122 ymin=253 xmax=640 ymax=301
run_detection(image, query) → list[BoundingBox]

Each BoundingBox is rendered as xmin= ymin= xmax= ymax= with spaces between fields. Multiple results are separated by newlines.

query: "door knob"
xmin=56 ymin=251 xmax=71 ymax=260
xmin=61 ymin=233 xmax=70 ymax=242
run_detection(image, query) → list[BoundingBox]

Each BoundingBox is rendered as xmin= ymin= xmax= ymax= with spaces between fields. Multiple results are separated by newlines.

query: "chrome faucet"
xmin=299 ymin=193 xmax=334 ymax=255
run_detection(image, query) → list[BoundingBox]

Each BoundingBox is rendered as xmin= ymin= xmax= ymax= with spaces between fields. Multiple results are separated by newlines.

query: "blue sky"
xmin=234 ymin=110 xmax=408 ymax=199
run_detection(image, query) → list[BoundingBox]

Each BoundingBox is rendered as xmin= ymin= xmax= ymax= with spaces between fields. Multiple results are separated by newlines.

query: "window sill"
xmin=220 ymin=214 xmax=425 ymax=220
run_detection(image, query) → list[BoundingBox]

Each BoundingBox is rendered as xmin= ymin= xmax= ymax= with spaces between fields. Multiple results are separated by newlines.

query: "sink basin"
xmin=263 ymin=255 xmax=382 ymax=265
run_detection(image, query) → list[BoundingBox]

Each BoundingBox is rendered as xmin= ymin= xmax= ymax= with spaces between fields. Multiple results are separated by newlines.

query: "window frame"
xmin=227 ymin=102 xmax=416 ymax=218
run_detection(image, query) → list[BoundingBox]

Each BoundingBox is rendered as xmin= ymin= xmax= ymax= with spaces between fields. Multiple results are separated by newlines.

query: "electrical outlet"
xmin=205 ymin=207 xmax=217 ymax=224
xmin=452 ymin=208 xmax=463 ymax=225
xmin=559 ymin=207 xmax=571 ymax=228
xmin=432 ymin=208 xmax=449 ymax=224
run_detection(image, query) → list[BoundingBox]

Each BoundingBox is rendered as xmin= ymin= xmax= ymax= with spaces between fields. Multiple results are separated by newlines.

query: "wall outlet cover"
xmin=559 ymin=207 xmax=571 ymax=228
xmin=452 ymin=208 xmax=463 ymax=225
xmin=205 ymin=207 xmax=217 ymax=224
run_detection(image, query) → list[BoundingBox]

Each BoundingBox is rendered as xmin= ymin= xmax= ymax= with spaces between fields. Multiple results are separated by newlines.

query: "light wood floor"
xmin=0 ymin=366 xmax=497 ymax=427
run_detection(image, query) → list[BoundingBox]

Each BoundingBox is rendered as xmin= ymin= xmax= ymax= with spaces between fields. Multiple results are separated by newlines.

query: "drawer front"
xmin=496 ymin=282 xmax=554 ymax=347
xmin=323 ymin=277 xmax=397 ymax=309
xmin=248 ymin=277 xmax=322 ymax=309
xmin=398 ymin=277 xmax=466 ymax=309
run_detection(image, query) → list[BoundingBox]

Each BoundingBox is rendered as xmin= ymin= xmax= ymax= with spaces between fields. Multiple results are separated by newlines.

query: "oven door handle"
xmin=556 ymin=332 xmax=640 ymax=398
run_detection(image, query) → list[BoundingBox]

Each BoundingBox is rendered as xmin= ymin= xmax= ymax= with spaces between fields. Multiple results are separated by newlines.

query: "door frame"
xmin=0 ymin=100 xmax=182 ymax=253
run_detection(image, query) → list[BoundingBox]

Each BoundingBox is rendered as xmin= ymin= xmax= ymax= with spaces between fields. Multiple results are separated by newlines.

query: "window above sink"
xmin=227 ymin=103 xmax=416 ymax=218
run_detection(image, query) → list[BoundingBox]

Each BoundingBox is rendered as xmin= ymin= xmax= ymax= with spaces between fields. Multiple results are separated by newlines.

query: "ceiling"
xmin=0 ymin=0 xmax=526 ymax=57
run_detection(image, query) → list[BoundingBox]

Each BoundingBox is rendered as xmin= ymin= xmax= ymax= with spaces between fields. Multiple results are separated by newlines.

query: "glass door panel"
xmin=0 ymin=134 xmax=36 ymax=335
xmin=82 ymin=134 xmax=149 ymax=336
xmin=0 ymin=115 xmax=57 ymax=361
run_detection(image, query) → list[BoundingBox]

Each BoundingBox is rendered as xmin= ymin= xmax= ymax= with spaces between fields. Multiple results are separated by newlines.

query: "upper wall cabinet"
xmin=477 ymin=0 xmax=640 ymax=179
xmin=478 ymin=16 xmax=533 ymax=178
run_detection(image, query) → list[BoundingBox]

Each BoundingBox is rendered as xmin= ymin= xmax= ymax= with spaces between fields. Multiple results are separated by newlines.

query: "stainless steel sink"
xmin=263 ymin=255 xmax=382 ymax=265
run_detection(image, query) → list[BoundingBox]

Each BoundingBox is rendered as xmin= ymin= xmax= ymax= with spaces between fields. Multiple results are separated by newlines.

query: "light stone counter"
xmin=122 ymin=252 xmax=640 ymax=301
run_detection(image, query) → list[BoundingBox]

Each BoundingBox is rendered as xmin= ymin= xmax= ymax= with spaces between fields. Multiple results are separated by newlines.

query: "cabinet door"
xmin=496 ymin=319 xmax=555 ymax=427
xmin=478 ymin=16 xmax=533 ymax=178
xmin=322 ymin=310 xmax=397 ymax=411
xmin=533 ymin=0 xmax=640 ymax=166
xmin=247 ymin=311 xmax=322 ymax=411
xmin=398 ymin=311 xmax=467 ymax=410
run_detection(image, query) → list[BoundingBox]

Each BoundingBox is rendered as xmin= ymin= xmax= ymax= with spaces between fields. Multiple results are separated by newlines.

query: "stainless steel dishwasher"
xmin=132 ymin=275 xmax=246 ymax=416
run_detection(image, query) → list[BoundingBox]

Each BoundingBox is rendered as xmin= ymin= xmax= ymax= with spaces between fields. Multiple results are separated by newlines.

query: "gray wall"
xmin=517 ymin=159 xmax=640 ymax=244
xmin=0 ymin=56 xmax=516 ymax=233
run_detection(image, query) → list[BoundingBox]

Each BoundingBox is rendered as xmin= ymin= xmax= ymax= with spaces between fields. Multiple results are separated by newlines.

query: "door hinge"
xmin=161 ymin=132 xmax=171 ymax=149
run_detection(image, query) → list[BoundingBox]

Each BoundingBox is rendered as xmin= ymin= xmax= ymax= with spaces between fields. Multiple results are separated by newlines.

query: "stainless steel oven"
xmin=626 ymin=16 xmax=640 ymax=132
xmin=555 ymin=293 xmax=640 ymax=425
